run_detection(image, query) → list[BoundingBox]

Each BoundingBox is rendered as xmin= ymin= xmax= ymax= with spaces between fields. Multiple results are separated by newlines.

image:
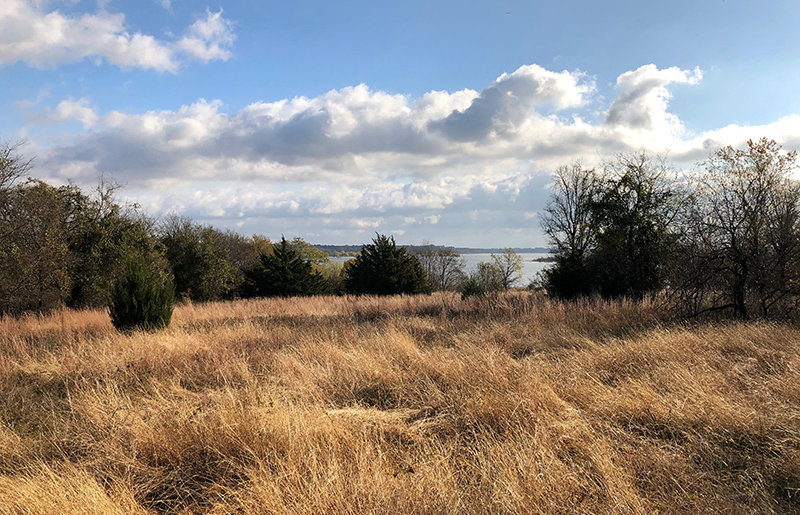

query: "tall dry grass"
xmin=0 ymin=292 xmax=798 ymax=514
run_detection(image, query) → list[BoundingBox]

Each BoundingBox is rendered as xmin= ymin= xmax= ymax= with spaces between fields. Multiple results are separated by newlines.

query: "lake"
xmin=330 ymin=252 xmax=552 ymax=287
xmin=460 ymin=253 xmax=550 ymax=286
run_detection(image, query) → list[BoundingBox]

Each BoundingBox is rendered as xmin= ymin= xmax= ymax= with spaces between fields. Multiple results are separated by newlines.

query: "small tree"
xmin=345 ymin=234 xmax=430 ymax=295
xmin=460 ymin=261 xmax=504 ymax=298
xmin=158 ymin=215 xmax=237 ymax=302
xmin=492 ymin=248 xmax=523 ymax=289
xmin=414 ymin=242 xmax=466 ymax=291
xmin=243 ymin=236 xmax=329 ymax=298
xmin=109 ymin=256 xmax=174 ymax=331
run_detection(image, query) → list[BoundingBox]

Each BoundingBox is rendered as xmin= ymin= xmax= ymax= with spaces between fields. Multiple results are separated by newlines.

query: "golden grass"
xmin=0 ymin=292 xmax=798 ymax=514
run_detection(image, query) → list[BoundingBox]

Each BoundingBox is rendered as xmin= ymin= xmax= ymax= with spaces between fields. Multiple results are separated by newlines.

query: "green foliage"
xmin=587 ymin=154 xmax=680 ymax=298
xmin=288 ymin=237 xmax=330 ymax=265
xmin=460 ymin=262 xmax=504 ymax=298
xmin=0 ymin=180 xmax=75 ymax=313
xmin=318 ymin=260 xmax=347 ymax=295
xmin=541 ymin=253 xmax=593 ymax=299
xmin=491 ymin=248 xmax=523 ymax=289
xmin=459 ymin=273 xmax=485 ymax=298
xmin=243 ymin=237 xmax=329 ymax=298
xmin=345 ymin=234 xmax=431 ymax=295
xmin=109 ymin=256 xmax=174 ymax=331
xmin=541 ymin=154 xmax=682 ymax=299
xmin=159 ymin=216 xmax=237 ymax=302
xmin=0 ymin=168 xmax=164 ymax=314
xmin=67 ymin=181 xmax=162 ymax=309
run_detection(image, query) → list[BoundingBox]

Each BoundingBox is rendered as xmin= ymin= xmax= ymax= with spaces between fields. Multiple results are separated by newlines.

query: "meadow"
xmin=0 ymin=292 xmax=798 ymax=514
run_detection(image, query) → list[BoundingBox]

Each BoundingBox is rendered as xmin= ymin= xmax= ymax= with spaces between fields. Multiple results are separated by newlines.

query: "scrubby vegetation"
xmin=541 ymin=140 xmax=800 ymax=319
xmin=0 ymin=293 xmax=798 ymax=514
xmin=3 ymin=137 xmax=800 ymax=512
xmin=108 ymin=256 xmax=174 ymax=331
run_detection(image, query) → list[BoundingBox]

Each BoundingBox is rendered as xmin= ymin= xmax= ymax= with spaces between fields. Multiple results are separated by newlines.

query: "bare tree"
xmin=539 ymin=162 xmax=600 ymax=297
xmin=414 ymin=241 xmax=466 ymax=291
xmin=540 ymin=162 xmax=598 ymax=261
xmin=680 ymin=139 xmax=800 ymax=318
xmin=492 ymin=248 xmax=523 ymax=289
xmin=0 ymin=140 xmax=33 ymax=192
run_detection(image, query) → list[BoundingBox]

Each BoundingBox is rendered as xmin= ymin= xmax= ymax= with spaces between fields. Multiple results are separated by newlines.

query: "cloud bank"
xmin=29 ymin=63 xmax=800 ymax=245
xmin=0 ymin=0 xmax=235 ymax=72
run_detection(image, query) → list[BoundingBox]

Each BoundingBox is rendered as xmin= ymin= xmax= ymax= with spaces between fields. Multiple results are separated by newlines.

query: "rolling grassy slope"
xmin=0 ymin=293 xmax=798 ymax=514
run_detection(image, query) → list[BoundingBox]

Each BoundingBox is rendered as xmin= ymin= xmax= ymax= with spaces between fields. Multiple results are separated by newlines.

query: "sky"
xmin=3 ymin=0 xmax=800 ymax=247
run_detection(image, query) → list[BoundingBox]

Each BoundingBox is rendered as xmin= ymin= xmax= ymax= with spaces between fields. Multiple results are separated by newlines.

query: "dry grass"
xmin=0 ymin=292 xmax=798 ymax=514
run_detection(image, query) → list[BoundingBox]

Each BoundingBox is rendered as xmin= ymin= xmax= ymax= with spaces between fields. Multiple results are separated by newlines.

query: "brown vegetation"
xmin=0 ymin=293 xmax=798 ymax=514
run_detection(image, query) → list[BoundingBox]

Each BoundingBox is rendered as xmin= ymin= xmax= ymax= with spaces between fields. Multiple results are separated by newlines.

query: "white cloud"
xmin=175 ymin=9 xmax=236 ymax=63
xmin=605 ymin=64 xmax=702 ymax=135
xmin=0 ymin=0 xmax=235 ymax=72
xmin=50 ymin=97 xmax=99 ymax=128
xmin=429 ymin=64 xmax=594 ymax=142
xmin=28 ymin=63 xmax=800 ymax=245
xmin=40 ymin=63 xmax=800 ymax=189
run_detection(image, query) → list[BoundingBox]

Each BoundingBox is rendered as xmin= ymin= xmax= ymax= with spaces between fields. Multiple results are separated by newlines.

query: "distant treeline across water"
xmin=315 ymin=244 xmax=551 ymax=256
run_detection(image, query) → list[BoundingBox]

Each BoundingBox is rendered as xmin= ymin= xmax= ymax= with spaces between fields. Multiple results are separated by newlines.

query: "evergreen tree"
xmin=345 ymin=234 xmax=431 ymax=295
xmin=109 ymin=256 xmax=174 ymax=331
xmin=243 ymin=237 xmax=329 ymax=297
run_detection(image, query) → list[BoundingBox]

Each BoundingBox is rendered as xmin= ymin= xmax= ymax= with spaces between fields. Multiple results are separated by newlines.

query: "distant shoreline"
xmin=314 ymin=244 xmax=552 ymax=255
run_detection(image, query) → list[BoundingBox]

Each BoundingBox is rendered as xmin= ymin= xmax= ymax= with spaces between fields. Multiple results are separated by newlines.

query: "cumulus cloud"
xmin=175 ymin=9 xmax=236 ymax=63
xmin=605 ymin=64 xmax=702 ymax=134
xmin=50 ymin=97 xmax=100 ymax=128
xmin=29 ymin=62 xmax=800 ymax=245
xmin=430 ymin=64 xmax=594 ymax=142
xmin=0 ymin=0 xmax=235 ymax=72
xmin=122 ymin=171 xmax=553 ymax=245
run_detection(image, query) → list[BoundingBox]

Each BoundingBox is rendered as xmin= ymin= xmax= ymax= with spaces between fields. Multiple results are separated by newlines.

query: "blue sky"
xmin=3 ymin=0 xmax=800 ymax=246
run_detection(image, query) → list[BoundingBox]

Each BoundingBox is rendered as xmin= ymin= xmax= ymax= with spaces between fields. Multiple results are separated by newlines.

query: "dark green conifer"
xmin=345 ymin=234 xmax=431 ymax=295
xmin=109 ymin=256 xmax=174 ymax=331
xmin=243 ymin=237 xmax=329 ymax=297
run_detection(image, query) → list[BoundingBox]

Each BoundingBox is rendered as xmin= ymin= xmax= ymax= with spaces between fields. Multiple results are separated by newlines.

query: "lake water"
xmin=330 ymin=252 xmax=552 ymax=287
xmin=461 ymin=253 xmax=550 ymax=287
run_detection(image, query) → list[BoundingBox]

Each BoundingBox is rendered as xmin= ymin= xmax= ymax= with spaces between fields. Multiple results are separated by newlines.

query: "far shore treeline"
xmin=2 ymin=138 xmax=799 ymax=324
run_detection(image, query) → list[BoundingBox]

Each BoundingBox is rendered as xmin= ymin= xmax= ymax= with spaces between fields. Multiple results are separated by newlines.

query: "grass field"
xmin=0 ymin=292 xmax=798 ymax=514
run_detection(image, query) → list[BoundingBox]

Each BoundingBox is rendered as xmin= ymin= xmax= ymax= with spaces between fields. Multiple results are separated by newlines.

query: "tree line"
xmin=540 ymin=138 xmax=800 ymax=320
xmin=6 ymin=137 xmax=793 ymax=325
xmin=0 ymin=141 xmax=526 ymax=325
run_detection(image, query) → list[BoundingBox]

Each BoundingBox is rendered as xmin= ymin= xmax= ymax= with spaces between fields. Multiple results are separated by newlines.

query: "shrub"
xmin=109 ymin=256 xmax=174 ymax=331
xmin=460 ymin=273 xmax=485 ymax=298
xmin=460 ymin=262 xmax=504 ymax=298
